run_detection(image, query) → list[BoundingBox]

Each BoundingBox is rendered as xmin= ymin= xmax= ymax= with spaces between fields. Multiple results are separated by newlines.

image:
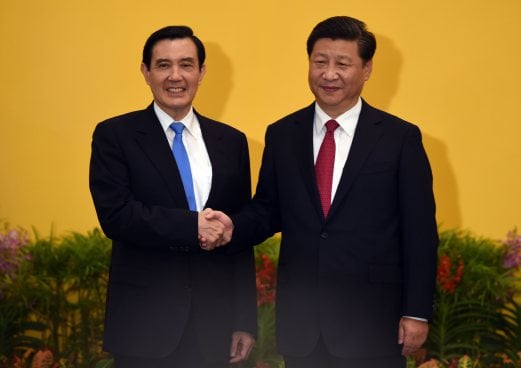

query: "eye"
xmin=157 ymin=62 xmax=170 ymax=69
xmin=313 ymin=59 xmax=327 ymax=67
xmin=180 ymin=62 xmax=195 ymax=70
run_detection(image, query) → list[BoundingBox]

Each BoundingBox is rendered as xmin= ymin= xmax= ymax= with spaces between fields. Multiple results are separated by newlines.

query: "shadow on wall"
xmin=363 ymin=33 xmax=401 ymax=111
xmin=364 ymin=34 xmax=461 ymax=229
xmin=423 ymin=134 xmax=462 ymax=229
xmin=194 ymin=42 xmax=233 ymax=121
xmin=192 ymin=41 xmax=265 ymax=185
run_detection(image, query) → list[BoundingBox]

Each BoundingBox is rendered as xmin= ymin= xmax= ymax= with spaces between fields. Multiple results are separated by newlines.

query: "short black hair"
xmin=142 ymin=25 xmax=206 ymax=70
xmin=306 ymin=16 xmax=376 ymax=63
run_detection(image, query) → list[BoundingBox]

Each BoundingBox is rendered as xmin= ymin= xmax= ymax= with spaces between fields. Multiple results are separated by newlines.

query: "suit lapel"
xmin=197 ymin=112 xmax=225 ymax=209
xmin=328 ymin=101 xmax=384 ymax=219
xmin=133 ymin=104 xmax=189 ymax=208
xmin=292 ymin=104 xmax=325 ymax=221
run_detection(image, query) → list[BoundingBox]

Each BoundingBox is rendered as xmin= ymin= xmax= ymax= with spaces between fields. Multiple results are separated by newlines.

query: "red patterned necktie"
xmin=315 ymin=119 xmax=339 ymax=218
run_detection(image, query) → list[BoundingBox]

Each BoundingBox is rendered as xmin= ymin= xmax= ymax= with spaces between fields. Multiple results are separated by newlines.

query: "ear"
xmin=363 ymin=59 xmax=373 ymax=81
xmin=198 ymin=64 xmax=206 ymax=85
xmin=140 ymin=63 xmax=151 ymax=85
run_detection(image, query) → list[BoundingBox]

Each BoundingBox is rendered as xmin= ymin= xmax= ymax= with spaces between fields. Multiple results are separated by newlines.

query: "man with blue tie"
xmin=89 ymin=25 xmax=256 ymax=367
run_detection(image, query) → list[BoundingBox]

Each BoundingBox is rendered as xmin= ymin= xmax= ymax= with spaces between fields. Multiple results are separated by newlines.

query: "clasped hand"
xmin=198 ymin=208 xmax=233 ymax=251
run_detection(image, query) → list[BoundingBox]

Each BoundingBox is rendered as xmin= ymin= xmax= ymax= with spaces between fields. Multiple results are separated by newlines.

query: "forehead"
xmin=151 ymin=38 xmax=198 ymax=61
xmin=311 ymin=38 xmax=361 ymax=59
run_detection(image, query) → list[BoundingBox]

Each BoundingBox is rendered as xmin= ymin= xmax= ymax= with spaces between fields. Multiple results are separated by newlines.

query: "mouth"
xmin=321 ymin=86 xmax=340 ymax=93
xmin=166 ymin=87 xmax=186 ymax=93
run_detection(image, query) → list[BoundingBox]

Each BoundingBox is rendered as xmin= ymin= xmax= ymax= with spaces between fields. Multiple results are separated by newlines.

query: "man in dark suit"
xmin=205 ymin=16 xmax=438 ymax=367
xmin=89 ymin=26 xmax=256 ymax=368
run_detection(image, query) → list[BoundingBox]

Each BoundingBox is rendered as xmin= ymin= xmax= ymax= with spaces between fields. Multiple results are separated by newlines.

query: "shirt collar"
xmin=153 ymin=102 xmax=198 ymax=138
xmin=313 ymin=97 xmax=362 ymax=137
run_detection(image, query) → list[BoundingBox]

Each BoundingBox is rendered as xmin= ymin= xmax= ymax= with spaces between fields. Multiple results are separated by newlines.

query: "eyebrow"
xmin=154 ymin=57 xmax=196 ymax=64
xmin=179 ymin=57 xmax=196 ymax=64
xmin=154 ymin=58 xmax=170 ymax=64
xmin=313 ymin=52 xmax=351 ymax=59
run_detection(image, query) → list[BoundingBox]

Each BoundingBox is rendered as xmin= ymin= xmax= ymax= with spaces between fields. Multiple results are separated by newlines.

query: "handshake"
xmin=197 ymin=208 xmax=233 ymax=251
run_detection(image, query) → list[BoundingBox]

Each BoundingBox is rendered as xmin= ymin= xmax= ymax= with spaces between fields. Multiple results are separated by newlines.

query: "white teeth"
xmin=167 ymin=87 xmax=184 ymax=92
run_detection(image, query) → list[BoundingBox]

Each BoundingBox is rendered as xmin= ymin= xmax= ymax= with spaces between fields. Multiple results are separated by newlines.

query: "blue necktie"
xmin=170 ymin=122 xmax=196 ymax=211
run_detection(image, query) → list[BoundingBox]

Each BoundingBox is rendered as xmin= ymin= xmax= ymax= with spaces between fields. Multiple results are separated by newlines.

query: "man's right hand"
xmin=198 ymin=208 xmax=233 ymax=250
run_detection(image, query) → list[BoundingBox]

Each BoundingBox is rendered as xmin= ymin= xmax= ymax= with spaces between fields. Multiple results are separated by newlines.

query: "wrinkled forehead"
xmin=151 ymin=38 xmax=200 ymax=65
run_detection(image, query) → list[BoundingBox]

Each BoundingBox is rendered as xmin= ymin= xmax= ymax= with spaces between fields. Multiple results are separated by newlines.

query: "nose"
xmin=168 ymin=66 xmax=182 ymax=80
xmin=322 ymin=64 xmax=339 ymax=80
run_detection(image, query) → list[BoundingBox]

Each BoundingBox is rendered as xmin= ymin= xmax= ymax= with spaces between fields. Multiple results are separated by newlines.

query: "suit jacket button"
xmin=321 ymin=232 xmax=329 ymax=239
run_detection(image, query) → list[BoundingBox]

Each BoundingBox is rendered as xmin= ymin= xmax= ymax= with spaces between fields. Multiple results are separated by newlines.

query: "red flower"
xmin=436 ymin=255 xmax=464 ymax=294
xmin=256 ymin=253 xmax=277 ymax=306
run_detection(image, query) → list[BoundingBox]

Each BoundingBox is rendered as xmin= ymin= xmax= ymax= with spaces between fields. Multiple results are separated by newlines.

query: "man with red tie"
xmin=206 ymin=16 xmax=438 ymax=367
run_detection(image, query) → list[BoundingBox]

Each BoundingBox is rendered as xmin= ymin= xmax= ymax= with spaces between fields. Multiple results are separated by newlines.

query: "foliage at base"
xmin=0 ymin=226 xmax=111 ymax=367
xmin=2 ymin=224 xmax=521 ymax=367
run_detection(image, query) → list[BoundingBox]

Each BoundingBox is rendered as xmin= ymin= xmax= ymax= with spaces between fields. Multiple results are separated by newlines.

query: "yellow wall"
xmin=1 ymin=0 xmax=520 ymax=240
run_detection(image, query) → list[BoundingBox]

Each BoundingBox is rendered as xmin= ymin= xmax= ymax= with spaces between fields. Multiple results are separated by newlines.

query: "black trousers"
xmin=284 ymin=336 xmax=406 ymax=368
xmin=113 ymin=311 xmax=229 ymax=368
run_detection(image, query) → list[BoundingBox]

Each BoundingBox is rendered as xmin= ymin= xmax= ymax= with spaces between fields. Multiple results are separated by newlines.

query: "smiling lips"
xmin=166 ymin=87 xmax=186 ymax=93
xmin=321 ymin=86 xmax=340 ymax=93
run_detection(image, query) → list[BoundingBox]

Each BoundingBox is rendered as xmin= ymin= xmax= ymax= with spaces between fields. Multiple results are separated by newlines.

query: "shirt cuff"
xmin=403 ymin=316 xmax=428 ymax=322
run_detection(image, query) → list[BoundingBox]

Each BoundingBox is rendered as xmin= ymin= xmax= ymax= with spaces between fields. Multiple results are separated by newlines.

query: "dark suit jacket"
xmin=233 ymin=100 xmax=438 ymax=359
xmin=89 ymin=104 xmax=257 ymax=361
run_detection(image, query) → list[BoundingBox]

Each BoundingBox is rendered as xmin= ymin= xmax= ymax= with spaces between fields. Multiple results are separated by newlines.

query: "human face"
xmin=308 ymin=38 xmax=372 ymax=118
xmin=141 ymin=38 xmax=206 ymax=121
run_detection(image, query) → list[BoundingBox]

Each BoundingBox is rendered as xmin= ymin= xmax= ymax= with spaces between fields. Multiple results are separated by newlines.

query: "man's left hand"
xmin=398 ymin=317 xmax=428 ymax=356
xmin=229 ymin=331 xmax=255 ymax=364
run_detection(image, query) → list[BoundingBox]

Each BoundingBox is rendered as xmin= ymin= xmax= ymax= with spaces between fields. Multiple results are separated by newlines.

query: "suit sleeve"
xmin=399 ymin=125 xmax=439 ymax=320
xmin=231 ymin=125 xmax=280 ymax=249
xmin=231 ymin=135 xmax=258 ymax=334
xmin=89 ymin=121 xmax=199 ymax=252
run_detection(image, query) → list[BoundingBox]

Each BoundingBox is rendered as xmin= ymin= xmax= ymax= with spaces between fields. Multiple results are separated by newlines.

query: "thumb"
xmin=204 ymin=208 xmax=218 ymax=220
xmin=230 ymin=333 xmax=239 ymax=358
xmin=206 ymin=210 xmax=223 ymax=221
xmin=398 ymin=320 xmax=405 ymax=344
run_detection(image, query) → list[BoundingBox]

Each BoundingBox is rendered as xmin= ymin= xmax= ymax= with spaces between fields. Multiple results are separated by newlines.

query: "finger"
xmin=217 ymin=232 xmax=229 ymax=247
xmin=229 ymin=335 xmax=239 ymax=361
xmin=401 ymin=334 xmax=420 ymax=356
xmin=398 ymin=322 xmax=405 ymax=344
xmin=222 ymin=229 xmax=232 ymax=244
xmin=242 ymin=339 xmax=254 ymax=361
xmin=205 ymin=228 xmax=222 ymax=241
xmin=204 ymin=209 xmax=218 ymax=220
xmin=205 ymin=221 xmax=224 ymax=235
xmin=402 ymin=344 xmax=417 ymax=356
xmin=200 ymin=242 xmax=214 ymax=251
xmin=229 ymin=346 xmax=247 ymax=364
xmin=229 ymin=355 xmax=242 ymax=364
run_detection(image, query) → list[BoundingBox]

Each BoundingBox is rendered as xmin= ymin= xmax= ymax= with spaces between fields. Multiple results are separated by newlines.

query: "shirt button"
xmin=321 ymin=232 xmax=329 ymax=239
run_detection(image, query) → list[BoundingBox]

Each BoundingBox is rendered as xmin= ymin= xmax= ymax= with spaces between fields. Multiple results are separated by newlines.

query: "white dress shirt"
xmin=154 ymin=103 xmax=212 ymax=211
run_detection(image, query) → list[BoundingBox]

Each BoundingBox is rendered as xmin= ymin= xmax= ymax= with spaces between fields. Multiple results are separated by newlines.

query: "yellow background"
xmin=1 ymin=0 xmax=519 ymax=240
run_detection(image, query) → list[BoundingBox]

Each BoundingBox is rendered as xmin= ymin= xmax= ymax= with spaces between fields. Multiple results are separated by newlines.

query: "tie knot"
xmin=325 ymin=120 xmax=339 ymax=133
xmin=170 ymin=122 xmax=185 ymax=134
